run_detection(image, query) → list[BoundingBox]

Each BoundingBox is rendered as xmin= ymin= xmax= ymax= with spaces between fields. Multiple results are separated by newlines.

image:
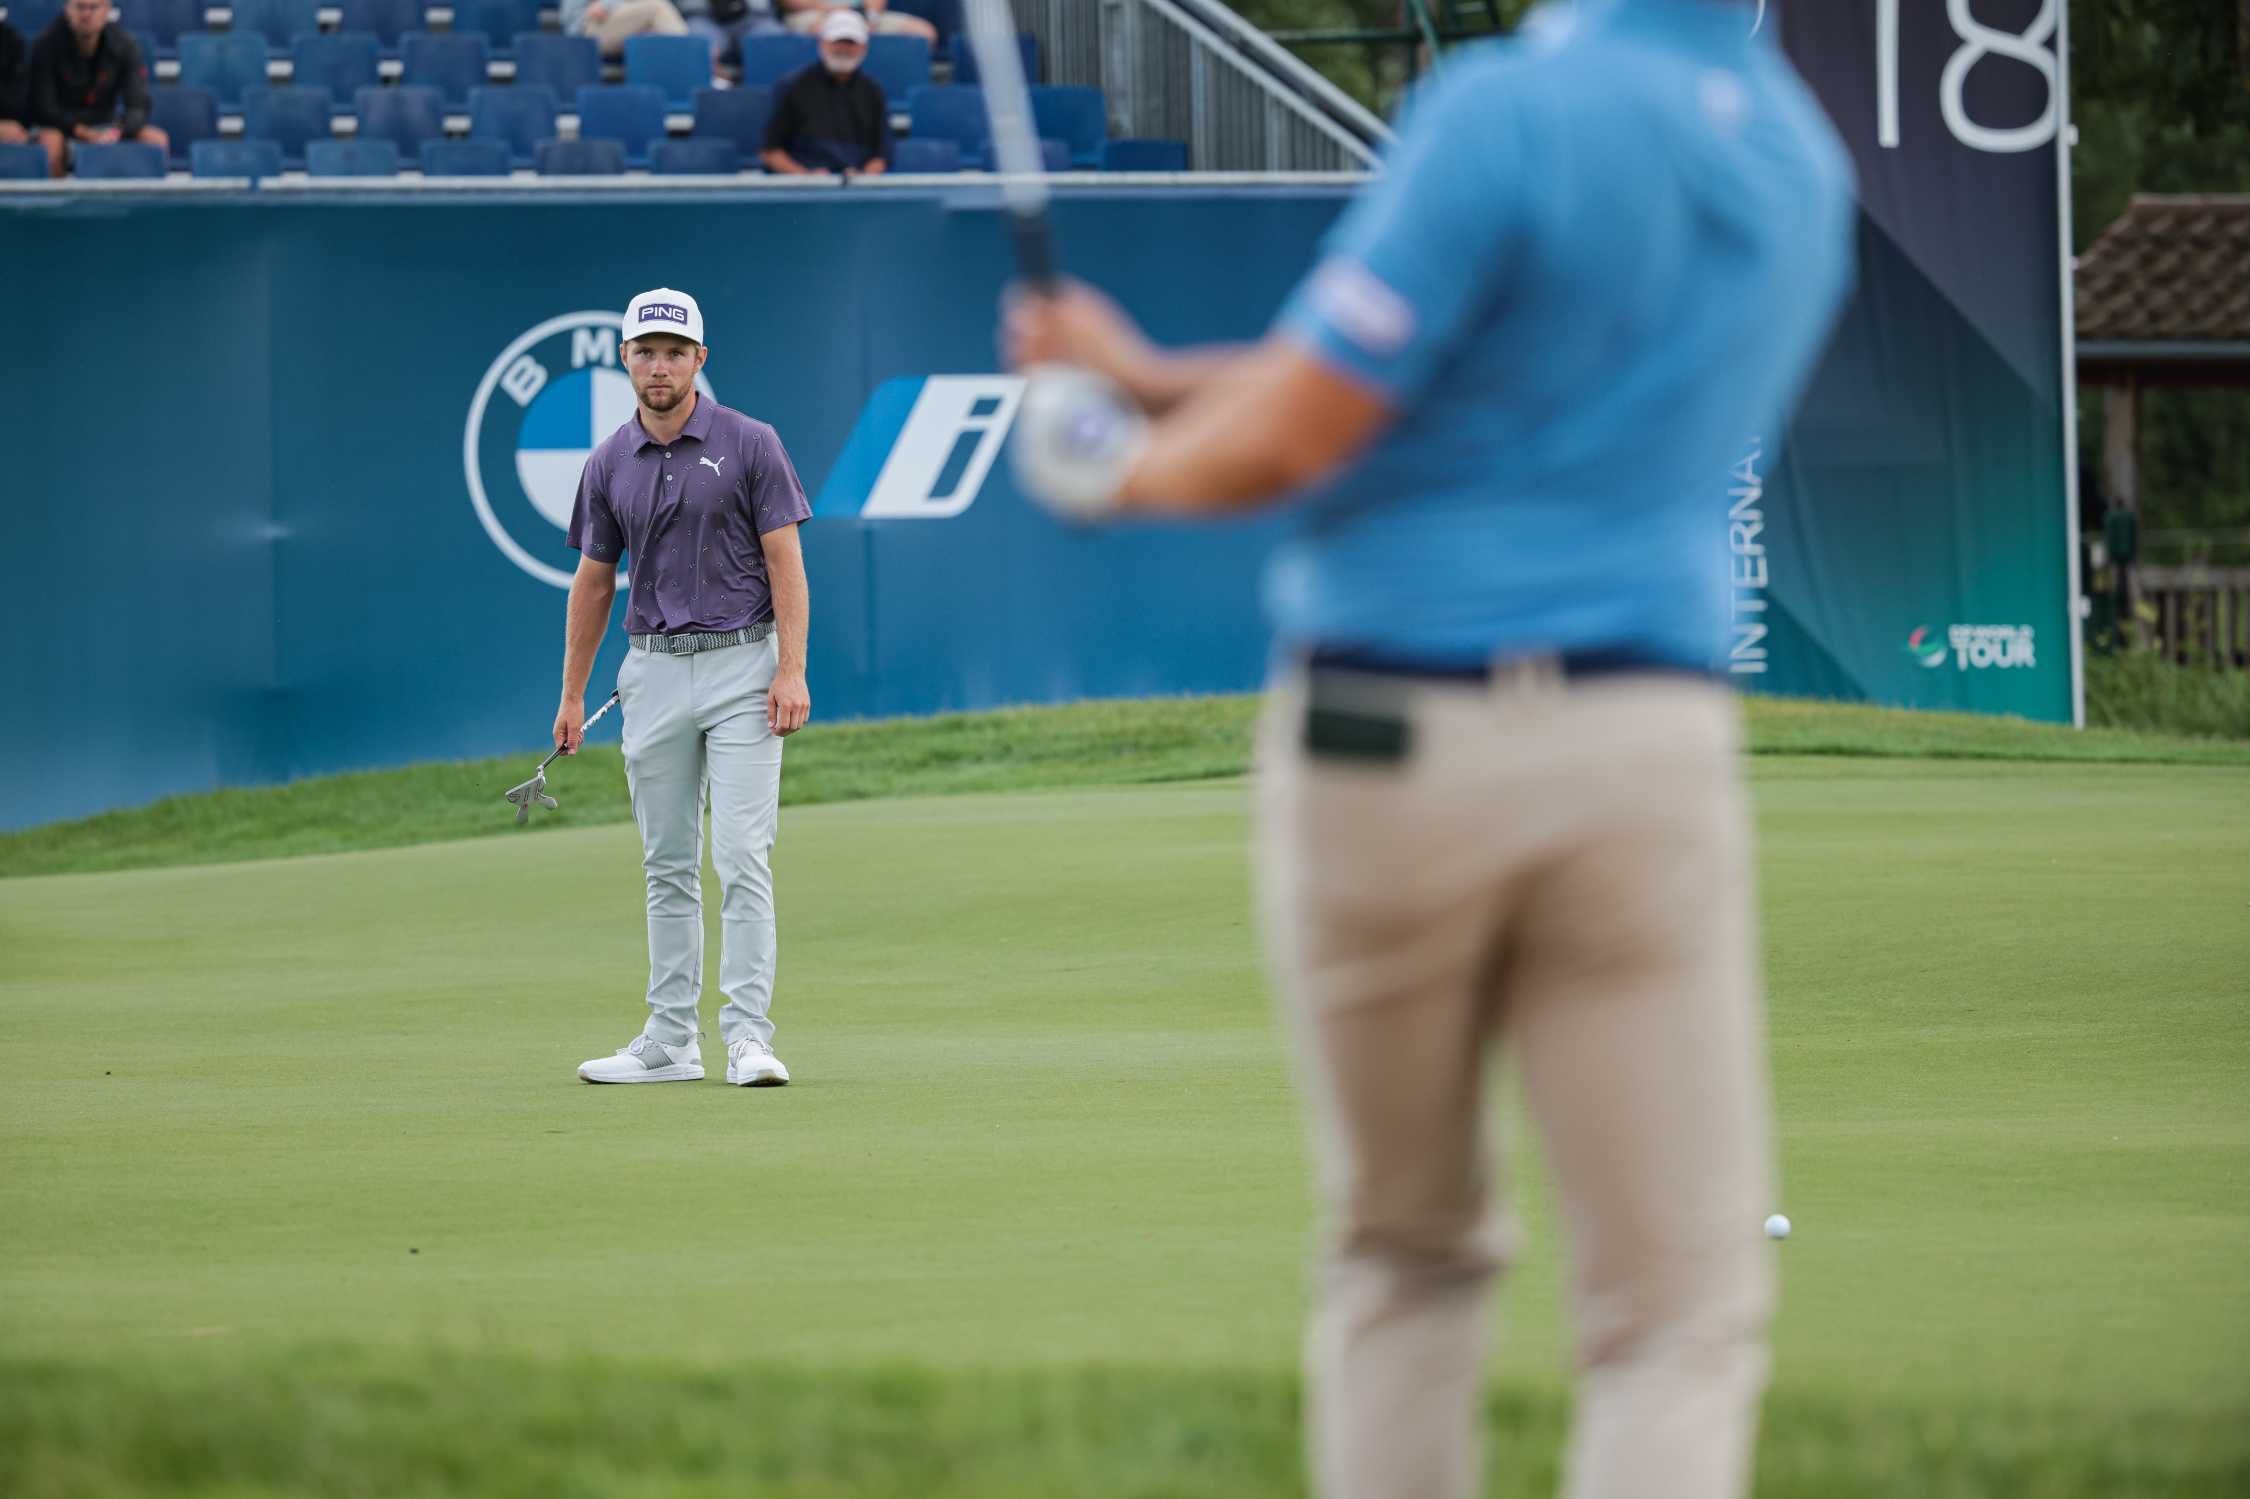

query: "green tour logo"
xmin=1906 ymin=624 xmax=2037 ymax=671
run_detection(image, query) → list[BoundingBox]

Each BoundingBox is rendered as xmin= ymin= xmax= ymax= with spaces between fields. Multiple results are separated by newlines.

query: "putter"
xmin=503 ymin=689 xmax=621 ymax=825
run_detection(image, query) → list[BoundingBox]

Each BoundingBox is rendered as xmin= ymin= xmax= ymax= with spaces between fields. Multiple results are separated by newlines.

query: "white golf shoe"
xmin=725 ymin=1039 xmax=790 ymax=1087
xmin=578 ymin=1034 xmax=704 ymax=1084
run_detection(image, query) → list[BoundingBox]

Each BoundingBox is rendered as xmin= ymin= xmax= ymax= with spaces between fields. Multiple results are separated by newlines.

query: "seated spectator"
xmin=1 ymin=19 xmax=30 ymax=146
xmin=27 ymin=0 xmax=166 ymax=178
xmin=562 ymin=0 xmax=694 ymax=62
xmin=781 ymin=0 xmax=935 ymax=45
xmin=761 ymin=9 xmax=889 ymax=175
xmin=678 ymin=0 xmax=785 ymax=69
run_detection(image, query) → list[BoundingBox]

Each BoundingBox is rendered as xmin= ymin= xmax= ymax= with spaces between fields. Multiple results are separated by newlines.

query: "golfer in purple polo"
xmin=554 ymin=287 xmax=814 ymax=1087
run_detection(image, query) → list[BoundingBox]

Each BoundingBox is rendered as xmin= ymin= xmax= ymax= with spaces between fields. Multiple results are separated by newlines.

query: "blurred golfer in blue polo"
xmin=1002 ymin=4 xmax=1855 ymax=1497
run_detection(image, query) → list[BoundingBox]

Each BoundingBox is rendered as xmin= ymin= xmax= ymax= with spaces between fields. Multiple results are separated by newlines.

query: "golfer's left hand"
xmin=1010 ymin=365 xmax=1149 ymax=522
xmin=770 ymin=672 xmax=811 ymax=736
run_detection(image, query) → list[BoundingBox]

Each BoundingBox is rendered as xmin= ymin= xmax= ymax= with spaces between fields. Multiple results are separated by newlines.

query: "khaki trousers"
xmin=584 ymin=0 xmax=689 ymax=57
xmin=1255 ymin=663 xmax=1776 ymax=1499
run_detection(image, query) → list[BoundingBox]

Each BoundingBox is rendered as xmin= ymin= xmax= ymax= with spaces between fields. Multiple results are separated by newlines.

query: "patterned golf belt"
xmin=628 ymin=621 xmax=776 ymax=654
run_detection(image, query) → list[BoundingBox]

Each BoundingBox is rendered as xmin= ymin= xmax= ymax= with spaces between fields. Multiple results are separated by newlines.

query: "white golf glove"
xmin=1009 ymin=363 xmax=1150 ymax=522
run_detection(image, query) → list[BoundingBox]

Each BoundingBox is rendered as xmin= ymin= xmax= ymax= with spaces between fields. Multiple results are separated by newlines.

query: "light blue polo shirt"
xmin=1271 ymin=0 xmax=1855 ymax=672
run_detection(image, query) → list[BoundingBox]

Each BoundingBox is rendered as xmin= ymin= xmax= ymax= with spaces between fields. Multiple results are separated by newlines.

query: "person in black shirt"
xmin=760 ymin=8 xmax=889 ymax=176
xmin=1 ymin=20 xmax=31 ymax=146
xmin=28 ymin=0 xmax=166 ymax=177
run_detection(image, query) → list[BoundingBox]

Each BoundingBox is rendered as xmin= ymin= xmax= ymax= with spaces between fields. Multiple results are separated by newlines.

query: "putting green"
xmin=2 ymin=758 xmax=2246 ymax=1493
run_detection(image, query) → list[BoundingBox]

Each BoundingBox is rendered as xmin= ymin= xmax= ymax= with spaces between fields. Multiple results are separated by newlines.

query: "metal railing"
xmin=1010 ymin=0 xmax=1390 ymax=173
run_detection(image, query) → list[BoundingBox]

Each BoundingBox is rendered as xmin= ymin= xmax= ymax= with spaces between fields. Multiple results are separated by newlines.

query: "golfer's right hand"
xmin=554 ymin=697 xmax=585 ymax=756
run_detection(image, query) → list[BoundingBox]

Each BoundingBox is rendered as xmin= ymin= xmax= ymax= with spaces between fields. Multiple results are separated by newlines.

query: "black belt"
xmin=1304 ymin=646 xmax=1717 ymax=683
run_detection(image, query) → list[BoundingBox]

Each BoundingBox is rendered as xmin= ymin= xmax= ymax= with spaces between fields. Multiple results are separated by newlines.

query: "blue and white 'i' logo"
xmin=465 ymin=311 xmax=715 ymax=587
xmin=816 ymin=376 xmax=1026 ymax=520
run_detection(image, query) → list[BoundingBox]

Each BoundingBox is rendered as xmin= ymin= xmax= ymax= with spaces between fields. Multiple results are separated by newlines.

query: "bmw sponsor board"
xmin=465 ymin=311 xmax=716 ymax=588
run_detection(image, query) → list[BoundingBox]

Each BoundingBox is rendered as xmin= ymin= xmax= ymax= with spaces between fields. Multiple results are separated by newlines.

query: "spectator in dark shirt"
xmin=29 ymin=0 xmax=165 ymax=178
xmin=760 ymin=8 xmax=889 ymax=176
xmin=1 ymin=20 xmax=31 ymax=146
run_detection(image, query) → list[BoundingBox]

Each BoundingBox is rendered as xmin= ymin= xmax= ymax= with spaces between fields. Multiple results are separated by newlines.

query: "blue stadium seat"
xmin=127 ymin=30 xmax=160 ymax=72
xmin=905 ymin=84 xmax=986 ymax=168
xmin=419 ymin=136 xmax=513 ymax=175
xmin=306 ymin=137 xmax=401 ymax=175
xmin=513 ymin=32 xmax=600 ymax=99
xmin=862 ymin=34 xmax=929 ymax=105
xmin=0 ymin=142 xmax=47 ymax=179
xmin=126 ymin=0 xmax=200 ymax=58
xmin=1100 ymin=137 xmax=1187 ymax=172
xmin=72 ymin=141 xmax=168 ymax=177
xmin=336 ymin=0 xmax=425 ymax=56
xmin=467 ymin=83 xmax=558 ymax=166
xmin=889 ymin=137 xmax=957 ymax=174
xmin=888 ymin=0 xmax=955 ymax=49
xmin=649 ymin=137 xmax=736 ymax=175
xmin=354 ymin=84 xmax=446 ymax=153
xmin=536 ymin=136 xmax=625 ymax=175
xmin=400 ymin=31 xmax=491 ymax=108
xmin=573 ymin=83 xmax=665 ymax=167
xmin=1037 ymin=135 xmax=1067 ymax=172
xmin=228 ymin=0 xmax=322 ymax=49
xmin=737 ymin=33 xmax=814 ymax=89
xmin=945 ymin=30 xmax=1034 ymax=87
xmin=177 ymin=32 xmax=273 ymax=109
xmin=190 ymin=137 xmax=284 ymax=178
xmin=455 ymin=0 xmax=538 ymax=56
xmin=6 ymin=0 xmax=65 ymax=40
xmin=1029 ymin=84 xmax=1103 ymax=169
xmin=242 ymin=84 xmax=335 ymax=168
xmin=624 ymin=34 xmax=707 ymax=110
xmin=690 ymin=85 xmax=769 ymax=167
xmin=290 ymin=33 xmax=383 ymax=109
xmin=148 ymin=85 xmax=220 ymax=166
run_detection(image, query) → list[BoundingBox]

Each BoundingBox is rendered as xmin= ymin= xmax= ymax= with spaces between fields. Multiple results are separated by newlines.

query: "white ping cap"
xmin=819 ymin=8 xmax=869 ymax=43
xmin=622 ymin=287 xmax=705 ymax=346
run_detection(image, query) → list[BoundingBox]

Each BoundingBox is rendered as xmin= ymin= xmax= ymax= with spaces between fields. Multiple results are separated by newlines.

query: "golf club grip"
xmin=1012 ymin=213 xmax=1058 ymax=292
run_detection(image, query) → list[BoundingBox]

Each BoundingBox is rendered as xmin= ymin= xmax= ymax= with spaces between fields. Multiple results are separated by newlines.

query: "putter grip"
xmin=1012 ymin=214 xmax=1058 ymax=293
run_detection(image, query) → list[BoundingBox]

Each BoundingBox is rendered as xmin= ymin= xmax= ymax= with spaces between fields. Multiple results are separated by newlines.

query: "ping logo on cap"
xmin=638 ymin=303 xmax=690 ymax=327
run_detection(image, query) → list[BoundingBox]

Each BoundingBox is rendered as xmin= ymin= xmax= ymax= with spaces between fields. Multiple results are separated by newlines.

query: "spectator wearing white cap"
xmin=780 ymin=0 xmax=935 ymax=45
xmin=760 ymin=9 xmax=892 ymax=176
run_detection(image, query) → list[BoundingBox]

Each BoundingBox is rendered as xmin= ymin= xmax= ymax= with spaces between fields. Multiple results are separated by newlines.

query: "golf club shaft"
xmin=541 ymin=689 xmax=620 ymax=772
xmin=964 ymin=0 xmax=1057 ymax=291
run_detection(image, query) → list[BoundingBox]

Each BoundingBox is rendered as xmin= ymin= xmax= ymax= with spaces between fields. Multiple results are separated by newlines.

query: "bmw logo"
xmin=464 ymin=310 xmax=715 ymax=588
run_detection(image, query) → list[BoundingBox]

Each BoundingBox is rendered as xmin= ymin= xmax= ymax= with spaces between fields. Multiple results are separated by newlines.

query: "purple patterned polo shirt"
xmin=566 ymin=395 xmax=812 ymax=635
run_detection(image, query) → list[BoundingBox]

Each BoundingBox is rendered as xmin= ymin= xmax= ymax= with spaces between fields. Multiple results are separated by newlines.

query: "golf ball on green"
xmin=1764 ymin=1214 xmax=1791 ymax=1240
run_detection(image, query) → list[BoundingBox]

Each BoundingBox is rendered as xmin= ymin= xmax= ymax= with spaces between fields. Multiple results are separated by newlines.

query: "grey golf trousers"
xmin=1256 ymin=663 xmax=1776 ymax=1499
xmin=616 ymin=634 xmax=783 ymax=1049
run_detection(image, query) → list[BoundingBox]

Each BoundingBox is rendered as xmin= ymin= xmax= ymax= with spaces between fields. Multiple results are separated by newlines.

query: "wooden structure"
xmin=2075 ymin=194 xmax=2250 ymax=667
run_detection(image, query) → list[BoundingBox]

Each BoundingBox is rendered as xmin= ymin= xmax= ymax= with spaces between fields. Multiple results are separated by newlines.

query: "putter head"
xmin=502 ymin=768 xmax=556 ymax=826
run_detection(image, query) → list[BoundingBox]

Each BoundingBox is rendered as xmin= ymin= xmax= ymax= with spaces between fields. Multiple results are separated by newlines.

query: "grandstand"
xmin=0 ymin=0 xmax=1384 ymax=181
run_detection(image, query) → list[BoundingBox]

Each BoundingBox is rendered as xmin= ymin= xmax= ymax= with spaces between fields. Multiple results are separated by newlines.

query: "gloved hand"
xmin=1009 ymin=363 xmax=1150 ymax=522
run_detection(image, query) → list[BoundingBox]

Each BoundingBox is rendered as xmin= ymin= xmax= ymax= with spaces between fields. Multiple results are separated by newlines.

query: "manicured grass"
xmin=3 ymin=1356 xmax=2242 ymax=1498
xmin=6 ymin=693 xmax=2249 ymax=880
xmin=2 ymin=761 xmax=2245 ymax=1495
